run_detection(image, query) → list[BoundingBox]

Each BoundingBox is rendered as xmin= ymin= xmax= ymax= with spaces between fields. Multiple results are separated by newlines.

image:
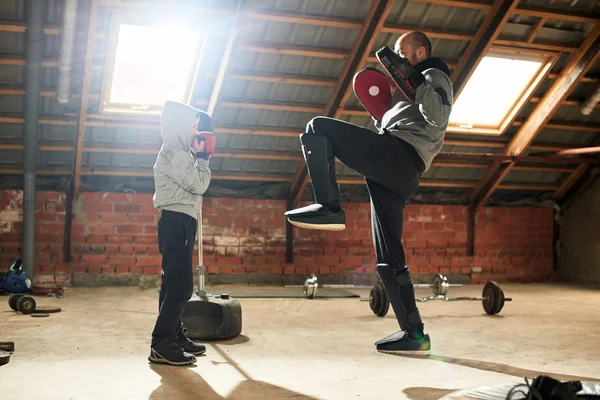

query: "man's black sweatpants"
xmin=151 ymin=210 xmax=196 ymax=348
xmin=306 ymin=116 xmax=424 ymax=271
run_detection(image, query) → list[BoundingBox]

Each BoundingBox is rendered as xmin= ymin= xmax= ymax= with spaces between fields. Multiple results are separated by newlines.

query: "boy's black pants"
xmin=151 ymin=210 xmax=197 ymax=348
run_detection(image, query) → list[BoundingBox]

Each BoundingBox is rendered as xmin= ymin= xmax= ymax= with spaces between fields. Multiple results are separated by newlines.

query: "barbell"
xmin=302 ymin=273 xmax=460 ymax=299
xmin=363 ymin=280 xmax=512 ymax=316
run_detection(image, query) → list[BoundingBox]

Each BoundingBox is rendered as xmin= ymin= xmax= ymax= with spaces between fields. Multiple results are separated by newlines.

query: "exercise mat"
xmin=221 ymin=287 xmax=360 ymax=299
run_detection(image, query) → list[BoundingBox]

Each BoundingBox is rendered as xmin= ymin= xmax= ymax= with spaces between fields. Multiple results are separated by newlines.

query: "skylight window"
xmin=448 ymin=49 xmax=557 ymax=135
xmin=101 ymin=22 xmax=203 ymax=115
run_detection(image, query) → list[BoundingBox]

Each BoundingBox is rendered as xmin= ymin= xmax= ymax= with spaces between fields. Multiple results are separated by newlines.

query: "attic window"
xmin=448 ymin=49 xmax=557 ymax=135
xmin=101 ymin=22 xmax=203 ymax=115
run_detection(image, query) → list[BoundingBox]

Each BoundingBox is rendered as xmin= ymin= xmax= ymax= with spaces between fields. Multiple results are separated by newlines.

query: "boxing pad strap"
xmin=195 ymin=131 xmax=216 ymax=160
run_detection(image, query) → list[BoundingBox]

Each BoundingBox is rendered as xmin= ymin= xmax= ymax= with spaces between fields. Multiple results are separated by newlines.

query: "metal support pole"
xmin=23 ymin=0 xmax=45 ymax=281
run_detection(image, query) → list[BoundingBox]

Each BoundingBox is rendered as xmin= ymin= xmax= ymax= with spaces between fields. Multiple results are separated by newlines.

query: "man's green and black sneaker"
xmin=375 ymin=329 xmax=431 ymax=356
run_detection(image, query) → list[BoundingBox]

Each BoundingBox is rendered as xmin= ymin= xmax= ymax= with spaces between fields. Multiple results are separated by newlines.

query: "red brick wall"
xmin=0 ymin=189 xmax=557 ymax=287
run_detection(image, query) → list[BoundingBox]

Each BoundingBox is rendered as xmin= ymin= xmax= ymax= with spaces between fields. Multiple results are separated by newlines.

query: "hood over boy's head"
xmin=160 ymin=100 xmax=213 ymax=150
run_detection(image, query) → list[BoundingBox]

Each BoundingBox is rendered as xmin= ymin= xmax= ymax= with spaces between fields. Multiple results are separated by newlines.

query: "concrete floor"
xmin=0 ymin=283 xmax=599 ymax=400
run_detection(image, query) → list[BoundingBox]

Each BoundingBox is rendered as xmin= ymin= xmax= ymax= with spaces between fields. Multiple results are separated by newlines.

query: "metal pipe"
xmin=23 ymin=0 xmax=45 ymax=282
xmin=57 ymin=0 xmax=79 ymax=104
xmin=580 ymin=83 xmax=600 ymax=116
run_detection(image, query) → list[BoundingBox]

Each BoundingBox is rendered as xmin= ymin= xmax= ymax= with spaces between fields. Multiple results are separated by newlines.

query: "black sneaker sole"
xmin=287 ymin=218 xmax=345 ymax=231
xmin=186 ymin=349 xmax=206 ymax=356
xmin=148 ymin=350 xmax=196 ymax=366
xmin=377 ymin=348 xmax=431 ymax=356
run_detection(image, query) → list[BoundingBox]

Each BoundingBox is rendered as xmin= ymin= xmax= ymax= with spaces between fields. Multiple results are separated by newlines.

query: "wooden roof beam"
xmin=205 ymin=0 xmax=244 ymax=117
xmin=71 ymin=0 xmax=99 ymax=198
xmin=514 ymin=6 xmax=600 ymax=25
xmin=0 ymin=165 xmax=558 ymax=192
xmin=287 ymin=0 xmax=395 ymax=208
xmin=237 ymin=43 xmax=348 ymax=59
xmin=467 ymin=26 xmax=600 ymax=208
xmin=1 ymin=111 xmax=599 ymax=135
xmin=0 ymin=141 xmax=580 ymax=172
xmin=553 ymin=164 xmax=590 ymax=202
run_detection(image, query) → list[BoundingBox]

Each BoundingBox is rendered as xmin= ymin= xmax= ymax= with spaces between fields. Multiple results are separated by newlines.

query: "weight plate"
xmin=8 ymin=293 xmax=24 ymax=311
xmin=16 ymin=296 xmax=36 ymax=315
xmin=0 ymin=350 xmax=10 ymax=366
xmin=32 ymin=313 xmax=49 ymax=318
xmin=494 ymin=283 xmax=505 ymax=314
xmin=369 ymin=286 xmax=380 ymax=314
xmin=32 ymin=306 xmax=61 ymax=314
xmin=0 ymin=342 xmax=14 ymax=353
xmin=432 ymin=274 xmax=449 ymax=296
xmin=370 ymin=284 xmax=389 ymax=317
xmin=303 ymin=274 xmax=318 ymax=299
xmin=482 ymin=281 xmax=504 ymax=315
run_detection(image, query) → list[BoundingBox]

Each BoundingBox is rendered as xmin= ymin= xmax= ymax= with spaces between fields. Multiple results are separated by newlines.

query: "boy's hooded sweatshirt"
xmin=152 ymin=100 xmax=211 ymax=220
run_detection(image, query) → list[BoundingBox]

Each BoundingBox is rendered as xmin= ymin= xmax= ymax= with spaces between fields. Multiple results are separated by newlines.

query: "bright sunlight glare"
xmin=109 ymin=24 xmax=201 ymax=106
xmin=449 ymin=56 xmax=543 ymax=127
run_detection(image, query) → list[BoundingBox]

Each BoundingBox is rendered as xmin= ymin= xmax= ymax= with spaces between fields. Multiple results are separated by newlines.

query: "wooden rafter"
xmin=0 ymin=166 xmax=562 ymax=192
xmin=451 ymin=0 xmax=520 ymax=100
xmin=0 ymin=140 xmax=582 ymax=173
xmin=72 ymin=0 xmax=99 ymax=198
xmin=0 ymin=112 xmax=598 ymax=137
xmin=3 ymin=84 xmax=600 ymax=113
xmin=0 ymin=18 xmax=586 ymax=56
xmin=514 ymin=6 xmax=600 ymax=25
xmin=467 ymin=26 xmax=600 ymax=208
xmin=287 ymin=0 xmax=395 ymax=207
xmin=553 ymin=164 xmax=589 ymax=202
xmin=206 ymin=0 xmax=244 ymax=116
xmin=527 ymin=17 xmax=547 ymax=43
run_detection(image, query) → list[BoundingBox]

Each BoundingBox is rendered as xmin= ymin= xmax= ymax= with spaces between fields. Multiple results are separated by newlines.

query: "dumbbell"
xmin=8 ymin=294 xmax=61 ymax=317
xmin=8 ymin=293 xmax=36 ymax=314
xmin=364 ymin=280 xmax=511 ymax=317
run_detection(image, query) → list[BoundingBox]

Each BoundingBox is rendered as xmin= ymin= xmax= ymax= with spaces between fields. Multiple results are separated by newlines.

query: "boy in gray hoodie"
xmin=149 ymin=100 xmax=214 ymax=366
xmin=285 ymin=32 xmax=453 ymax=356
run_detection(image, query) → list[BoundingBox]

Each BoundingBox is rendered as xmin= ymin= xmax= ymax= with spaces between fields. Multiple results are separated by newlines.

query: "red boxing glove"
xmin=195 ymin=131 xmax=216 ymax=160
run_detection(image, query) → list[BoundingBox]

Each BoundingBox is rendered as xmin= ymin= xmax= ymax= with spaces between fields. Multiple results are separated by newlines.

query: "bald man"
xmin=285 ymin=32 xmax=453 ymax=356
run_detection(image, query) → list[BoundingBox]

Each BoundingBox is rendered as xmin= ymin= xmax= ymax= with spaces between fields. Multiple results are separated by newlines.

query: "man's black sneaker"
xmin=148 ymin=341 xmax=197 ymax=366
xmin=375 ymin=329 xmax=431 ymax=356
xmin=284 ymin=203 xmax=345 ymax=231
xmin=177 ymin=332 xmax=206 ymax=356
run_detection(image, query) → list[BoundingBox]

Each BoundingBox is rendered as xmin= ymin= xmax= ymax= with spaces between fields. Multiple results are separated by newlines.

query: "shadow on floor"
xmin=400 ymin=353 xmax=598 ymax=382
xmin=147 ymin=342 xmax=319 ymax=400
xmin=403 ymin=387 xmax=458 ymax=400
xmin=209 ymin=334 xmax=250 ymax=345
xmin=401 ymin=355 xmax=599 ymax=400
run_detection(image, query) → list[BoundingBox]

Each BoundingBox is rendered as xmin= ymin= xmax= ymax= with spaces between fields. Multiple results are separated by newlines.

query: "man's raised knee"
xmin=305 ymin=116 xmax=329 ymax=135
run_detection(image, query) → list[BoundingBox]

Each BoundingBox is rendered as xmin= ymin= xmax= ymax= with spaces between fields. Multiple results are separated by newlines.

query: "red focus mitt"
xmin=195 ymin=131 xmax=216 ymax=160
xmin=352 ymin=67 xmax=393 ymax=121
